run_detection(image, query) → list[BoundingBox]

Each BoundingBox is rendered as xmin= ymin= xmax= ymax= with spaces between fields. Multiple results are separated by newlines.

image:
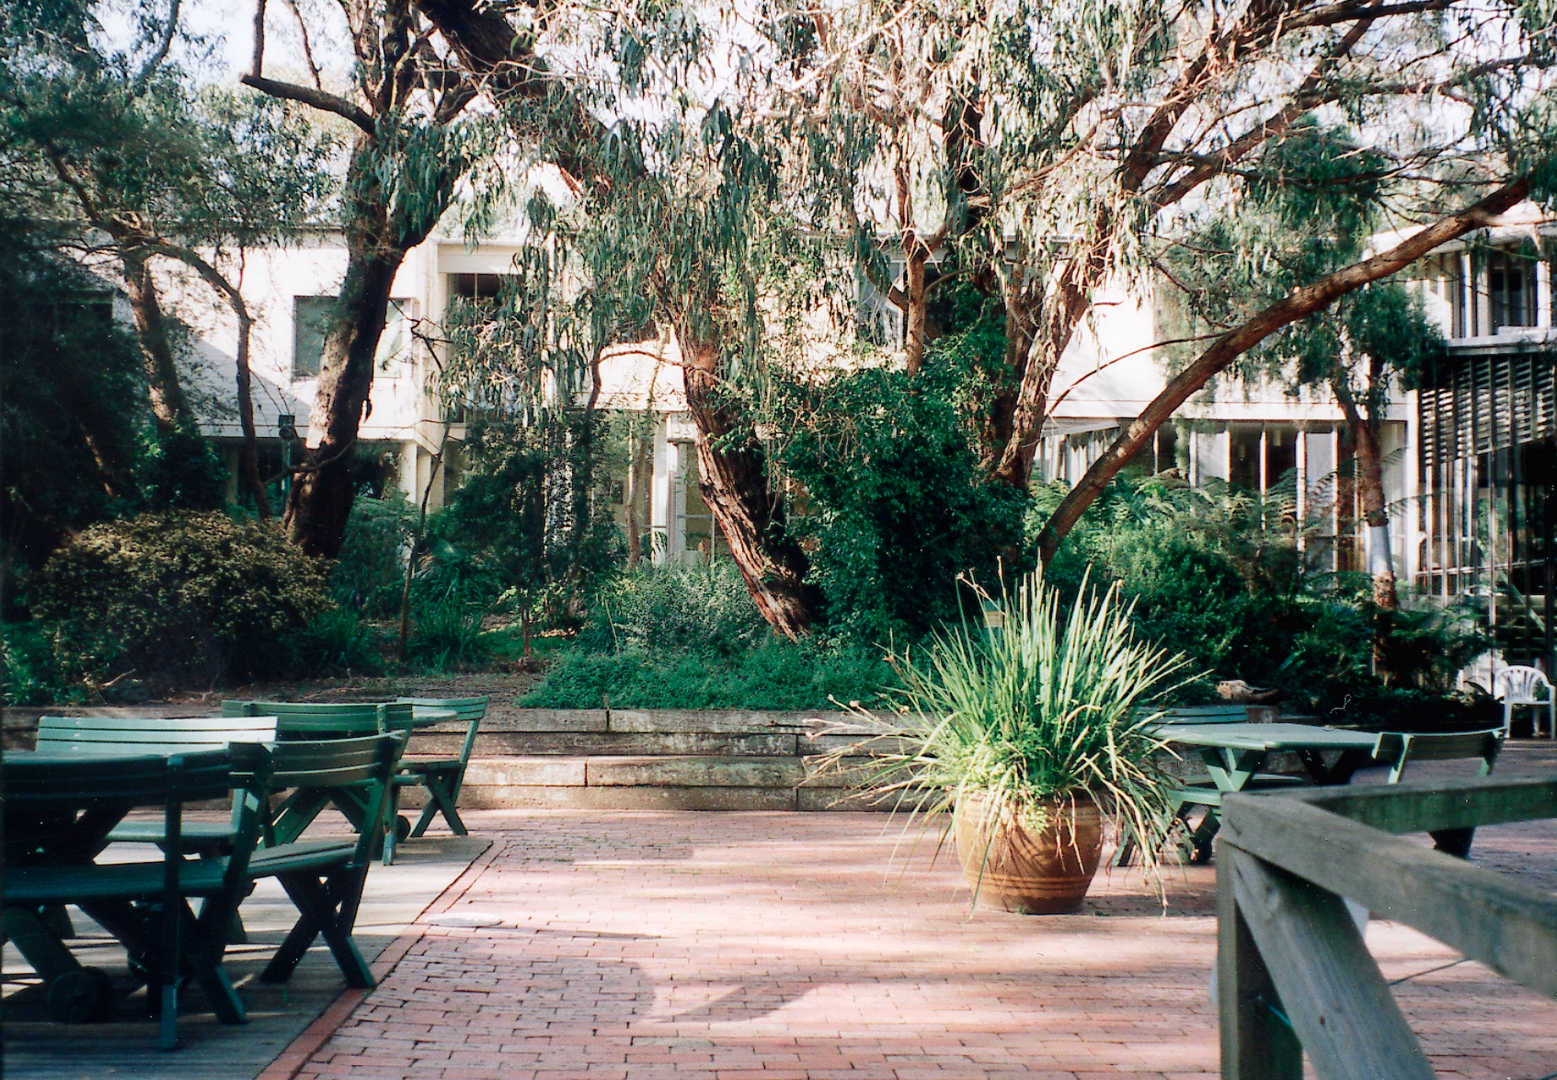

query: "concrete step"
xmin=3 ymin=706 xmax=895 ymax=811
xmin=458 ymin=753 xmax=885 ymax=811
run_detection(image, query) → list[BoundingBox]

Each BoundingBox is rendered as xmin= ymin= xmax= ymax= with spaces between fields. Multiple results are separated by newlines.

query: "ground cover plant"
xmin=522 ymin=561 xmax=893 ymax=710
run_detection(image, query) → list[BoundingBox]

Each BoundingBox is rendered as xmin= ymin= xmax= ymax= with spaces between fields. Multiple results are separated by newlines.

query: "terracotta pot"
xmin=952 ymin=791 xmax=1104 ymax=914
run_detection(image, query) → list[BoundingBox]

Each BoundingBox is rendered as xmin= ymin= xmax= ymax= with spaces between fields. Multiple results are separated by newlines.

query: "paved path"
xmin=288 ymin=797 xmax=1557 ymax=1079
xmin=10 ymin=742 xmax=1557 ymax=1079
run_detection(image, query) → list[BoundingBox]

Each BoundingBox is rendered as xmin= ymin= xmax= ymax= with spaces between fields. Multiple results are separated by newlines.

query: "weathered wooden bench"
xmin=244 ymin=733 xmax=401 ymax=988
xmin=3 ymin=744 xmax=269 ymax=1050
xmin=1369 ymin=727 xmax=1505 ymax=856
xmin=388 ymin=696 xmax=489 ymax=857
xmin=222 ymin=700 xmax=413 ymax=859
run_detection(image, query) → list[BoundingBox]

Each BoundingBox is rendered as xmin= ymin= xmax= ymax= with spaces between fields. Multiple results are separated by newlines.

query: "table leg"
xmin=3 ymin=904 xmax=114 ymax=1022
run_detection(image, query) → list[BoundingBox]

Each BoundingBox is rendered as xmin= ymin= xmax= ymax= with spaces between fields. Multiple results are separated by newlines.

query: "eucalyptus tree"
xmin=240 ymin=0 xmax=558 ymax=556
xmin=422 ymin=0 xmax=1556 ymax=640
xmin=415 ymin=0 xmax=831 ymax=637
xmin=1 ymin=2 xmax=338 ymax=514
xmin=776 ymin=1 xmax=1553 ymax=557
xmin=1165 ymin=118 xmax=1451 ymax=619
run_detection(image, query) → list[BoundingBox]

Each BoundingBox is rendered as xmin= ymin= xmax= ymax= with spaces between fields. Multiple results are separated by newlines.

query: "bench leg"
xmin=411 ymin=798 xmax=439 ymax=837
xmin=423 ymin=779 xmax=468 ymax=837
xmin=1430 ymin=827 xmax=1476 ymax=858
xmin=262 ymin=871 xmax=374 ymax=989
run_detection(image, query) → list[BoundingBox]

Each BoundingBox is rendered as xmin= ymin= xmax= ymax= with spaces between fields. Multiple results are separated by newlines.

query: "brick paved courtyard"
xmin=281 ymin=804 xmax=1557 ymax=1080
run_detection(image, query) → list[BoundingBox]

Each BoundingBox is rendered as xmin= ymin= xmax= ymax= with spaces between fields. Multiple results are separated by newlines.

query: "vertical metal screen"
xmin=1417 ymin=348 xmax=1556 ymax=670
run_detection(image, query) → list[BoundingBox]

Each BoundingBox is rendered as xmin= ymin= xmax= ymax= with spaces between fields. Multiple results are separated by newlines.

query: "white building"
xmin=161 ymin=207 xmax=1555 ymax=669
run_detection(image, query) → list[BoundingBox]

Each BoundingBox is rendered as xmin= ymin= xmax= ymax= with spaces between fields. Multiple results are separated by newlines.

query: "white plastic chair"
xmin=1493 ymin=665 xmax=1556 ymax=738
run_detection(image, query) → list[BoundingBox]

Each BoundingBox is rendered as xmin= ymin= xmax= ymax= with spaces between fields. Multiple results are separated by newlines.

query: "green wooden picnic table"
xmin=219 ymin=700 xmax=452 ymax=861
xmin=1141 ymin=721 xmax=1382 ymax=863
xmin=2 ymin=746 xmax=267 ymax=1047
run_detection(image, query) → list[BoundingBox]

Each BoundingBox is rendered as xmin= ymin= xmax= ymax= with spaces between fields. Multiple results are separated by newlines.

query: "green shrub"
xmin=1037 ymin=471 xmax=1489 ymax=721
xmin=775 ymin=356 xmax=1028 ymax=644
xmin=577 ymin=560 xmax=768 ymax=656
xmin=521 ymin=637 xmax=891 ymax=710
xmin=331 ymin=494 xmax=418 ymax=617
xmin=0 ymin=621 xmax=79 ymax=706
xmin=288 ymin=607 xmax=385 ymax=676
xmin=31 ymin=510 xmax=331 ymax=688
xmin=407 ymin=595 xmax=490 ymax=669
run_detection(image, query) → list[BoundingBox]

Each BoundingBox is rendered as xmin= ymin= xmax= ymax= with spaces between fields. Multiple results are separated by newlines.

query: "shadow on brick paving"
xmin=2 ymin=835 xmax=487 ymax=1080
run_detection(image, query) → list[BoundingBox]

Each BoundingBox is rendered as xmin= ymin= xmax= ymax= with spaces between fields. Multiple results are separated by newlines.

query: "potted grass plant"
xmin=832 ymin=568 xmax=1189 ymax=913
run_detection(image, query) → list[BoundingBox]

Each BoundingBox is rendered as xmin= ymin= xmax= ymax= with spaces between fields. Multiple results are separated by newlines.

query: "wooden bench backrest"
xmin=35 ymin=714 xmax=278 ymax=753
xmin=268 ymin=734 xmax=401 ymax=865
xmin=395 ymin=695 xmax=489 ymax=763
xmin=1371 ymin=728 xmax=1505 ymax=784
xmin=1144 ymin=705 xmax=1251 ymax=725
xmin=221 ymin=700 xmax=413 ymax=738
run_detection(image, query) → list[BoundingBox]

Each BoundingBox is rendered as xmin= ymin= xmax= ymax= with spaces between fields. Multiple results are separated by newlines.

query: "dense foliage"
xmin=1036 ymin=472 xmax=1490 ymax=728
xmin=0 ymin=235 xmax=227 ymax=616
xmin=30 ymin=511 xmax=331 ymax=691
xmin=774 ymin=328 xmax=1029 ymax=645
xmin=525 ymin=560 xmax=892 ymax=709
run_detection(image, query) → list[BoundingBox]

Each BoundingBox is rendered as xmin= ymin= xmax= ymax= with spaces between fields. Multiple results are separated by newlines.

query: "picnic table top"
xmin=1153 ymin=721 xmax=1379 ymax=752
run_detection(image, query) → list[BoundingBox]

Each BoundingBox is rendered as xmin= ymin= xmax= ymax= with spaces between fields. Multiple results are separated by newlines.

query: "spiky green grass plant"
xmin=828 ymin=567 xmax=1191 ymax=898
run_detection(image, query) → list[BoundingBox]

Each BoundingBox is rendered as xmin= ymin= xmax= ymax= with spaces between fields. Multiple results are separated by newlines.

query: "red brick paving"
xmin=281 ymin=747 xmax=1557 ymax=1079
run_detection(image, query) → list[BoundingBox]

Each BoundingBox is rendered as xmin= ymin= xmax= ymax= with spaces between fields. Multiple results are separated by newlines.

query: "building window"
xmin=856 ymin=256 xmax=906 ymax=347
xmin=1487 ymin=249 xmax=1538 ymax=332
xmin=449 ymin=273 xmax=509 ymax=300
xmin=293 ymin=295 xmax=411 ymax=379
xmin=1228 ymin=423 xmax=1298 ymax=495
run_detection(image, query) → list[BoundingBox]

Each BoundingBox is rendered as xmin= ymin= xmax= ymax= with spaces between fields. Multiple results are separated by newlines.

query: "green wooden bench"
xmin=388 ymin=696 xmax=489 ymax=854
xmin=1370 ymin=727 xmax=1505 ymax=856
xmin=222 ymin=701 xmax=413 ymax=859
xmin=243 ymin=733 xmax=400 ymax=988
xmin=1141 ymin=704 xmax=1253 ymax=725
xmin=30 ymin=715 xmax=282 ymax=857
xmin=3 ymin=744 xmax=269 ymax=1050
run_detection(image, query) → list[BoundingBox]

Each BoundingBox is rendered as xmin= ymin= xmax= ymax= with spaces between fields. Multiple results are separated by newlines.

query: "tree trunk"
xmin=991 ymin=256 xmax=1095 ymax=490
xmin=896 ymin=157 xmax=930 ymax=376
xmin=903 ymin=243 xmax=928 ymax=375
xmin=980 ymin=268 xmax=1039 ymax=473
xmin=1035 ymin=177 xmax=1530 ymax=565
xmin=625 ymin=432 xmax=648 ymax=568
xmin=283 ymin=209 xmax=406 ymax=558
xmin=1332 ymin=377 xmax=1397 ymax=611
xmin=233 ymin=306 xmax=271 ymax=517
xmin=678 ymin=326 xmax=821 ymax=640
xmin=120 ymin=250 xmax=193 ymax=433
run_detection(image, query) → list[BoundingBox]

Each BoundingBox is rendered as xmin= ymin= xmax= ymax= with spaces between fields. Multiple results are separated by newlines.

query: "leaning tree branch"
xmin=241 ymin=73 xmax=376 ymax=135
xmin=1036 ymin=174 xmax=1531 ymax=564
xmin=132 ymin=0 xmax=183 ymax=94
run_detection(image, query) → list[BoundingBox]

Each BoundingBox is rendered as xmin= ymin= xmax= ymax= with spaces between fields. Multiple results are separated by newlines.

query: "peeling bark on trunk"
xmin=1035 ymin=179 xmax=1530 ymax=566
xmin=678 ymin=328 xmax=820 ymax=640
xmin=981 ymin=270 xmax=1039 ymax=473
xmin=121 ymin=250 xmax=192 ymax=433
xmin=903 ymin=244 xmax=928 ymax=375
xmin=233 ymin=306 xmax=271 ymax=517
xmin=1332 ymin=376 xmax=1398 ymax=612
xmin=282 ymin=202 xmax=406 ymax=558
xmin=895 ymin=158 xmax=929 ymax=376
xmin=992 ymin=257 xmax=1094 ymax=490
xmin=1333 ymin=372 xmax=1398 ymax=680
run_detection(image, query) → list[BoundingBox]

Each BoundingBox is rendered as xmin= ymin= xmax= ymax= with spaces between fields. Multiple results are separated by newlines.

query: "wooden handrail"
xmin=1216 ymin=776 xmax=1557 ymax=1079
